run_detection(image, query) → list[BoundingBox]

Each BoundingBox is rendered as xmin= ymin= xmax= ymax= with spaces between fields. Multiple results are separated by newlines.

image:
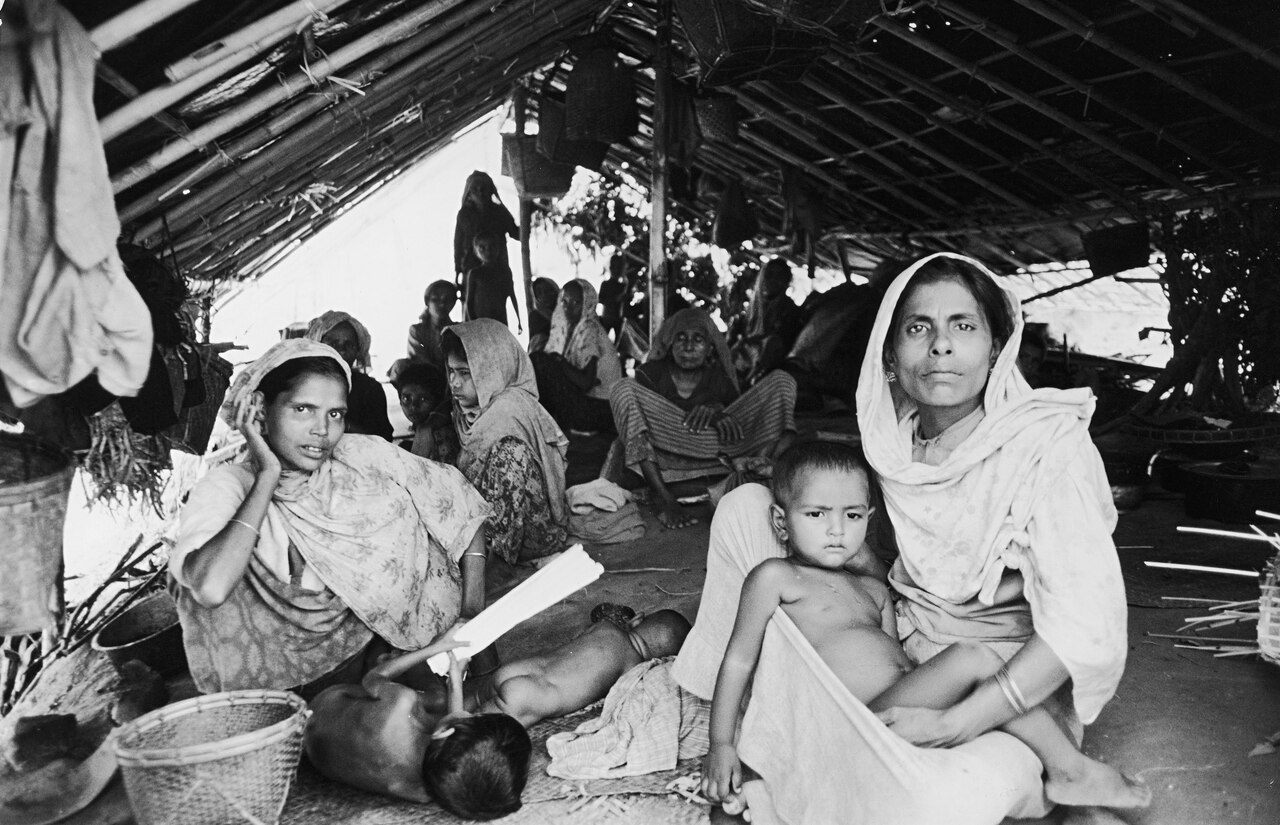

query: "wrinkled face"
xmin=398 ymin=382 xmax=435 ymax=427
xmin=321 ymin=322 xmax=360 ymax=368
xmin=306 ymin=680 xmax=436 ymax=802
xmin=773 ymin=469 xmax=873 ymax=570
xmin=562 ymin=284 xmax=584 ymax=326
xmin=261 ymin=374 xmax=347 ymax=472
xmin=887 ymin=279 xmax=995 ymax=426
xmin=446 ymin=352 xmax=479 ymax=408
xmin=670 ymin=328 xmax=710 ymax=371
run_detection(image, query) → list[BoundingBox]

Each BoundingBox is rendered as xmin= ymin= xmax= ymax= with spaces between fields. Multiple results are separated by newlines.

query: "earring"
xmin=885 ymin=370 xmax=897 ymax=383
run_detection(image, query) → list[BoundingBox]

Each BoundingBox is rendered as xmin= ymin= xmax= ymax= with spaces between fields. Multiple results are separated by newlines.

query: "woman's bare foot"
xmin=657 ymin=495 xmax=700 ymax=529
xmin=1045 ymin=759 xmax=1153 ymax=809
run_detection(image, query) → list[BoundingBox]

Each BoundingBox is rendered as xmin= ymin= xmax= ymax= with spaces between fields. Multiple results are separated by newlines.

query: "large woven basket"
xmin=114 ymin=690 xmax=310 ymax=825
xmin=0 ymin=432 xmax=74 ymax=636
xmin=1259 ymin=554 xmax=1280 ymax=666
xmin=502 ymin=134 xmax=575 ymax=200
xmin=167 ymin=350 xmax=233 ymax=455
xmin=675 ymin=0 xmax=828 ymax=86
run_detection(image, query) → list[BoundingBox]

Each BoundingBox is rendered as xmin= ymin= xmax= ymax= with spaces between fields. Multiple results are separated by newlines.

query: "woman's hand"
xmin=238 ymin=392 xmax=281 ymax=478
xmin=684 ymin=403 xmax=724 ymax=433
xmin=876 ymin=706 xmax=973 ymax=747
xmin=701 ymin=743 xmax=742 ymax=804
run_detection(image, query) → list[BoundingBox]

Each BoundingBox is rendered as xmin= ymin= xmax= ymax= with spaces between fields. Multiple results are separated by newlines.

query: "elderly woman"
xmin=531 ymin=278 xmax=622 ymax=434
xmin=168 ymin=340 xmax=490 ymax=697
xmin=444 ymin=319 xmax=569 ymax=565
xmin=305 ymin=310 xmax=393 ymax=440
xmin=608 ymin=308 xmax=797 ymax=529
xmin=407 ymin=280 xmax=458 ymax=368
xmin=673 ymin=254 xmax=1130 ymax=823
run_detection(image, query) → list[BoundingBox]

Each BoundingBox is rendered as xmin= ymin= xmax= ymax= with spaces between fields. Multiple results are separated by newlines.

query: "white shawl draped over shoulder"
xmin=856 ymin=252 xmax=1126 ymax=723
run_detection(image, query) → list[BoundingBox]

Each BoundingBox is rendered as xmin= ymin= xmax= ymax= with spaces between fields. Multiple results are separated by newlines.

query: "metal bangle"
xmin=461 ymin=551 xmax=488 ymax=560
xmin=228 ymin=518 xmax=260 ymax=537
xmin=994 ymin=665 xmax=1030 ymax=716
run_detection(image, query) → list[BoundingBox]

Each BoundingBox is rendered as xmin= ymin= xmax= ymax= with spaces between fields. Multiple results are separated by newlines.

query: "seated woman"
xmin=609 ymin=309 xmax=797 ymax=529
xmin=168 ymin=339 xmax=491 ymax=698
xmin=392 ymin=360 xmax=459 ymax=464
xmin=444 ymin=319 xmax=569 ymax=565
xmin=732 ymin=259 xmax=802 ymax=386
xmin=305 ymin=310 xmax=393 ymax=440
xmin=407 ymin=280 xmax=458 ymax=368
xmin=673 ymin=253 xmax=1130 ymax=824
xmin=531 ymin=278 xmax=622 ymax=434
xmin=526 ymin=277 xmax=560 ymax=355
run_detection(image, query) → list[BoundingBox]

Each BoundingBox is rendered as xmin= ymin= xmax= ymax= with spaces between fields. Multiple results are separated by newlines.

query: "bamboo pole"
xmin=90 ymin=0 xmax=204 ymax=52
xmin=514 ymin=85 xmax=535 ymax=333
xmin=934 ymin=0 xmax=1240 ymax=186
xmin=119 ymin=0 xmax=583 ymax=228
xmin=1137 ymin=0 xmax=1280 ymax=74
xmin=95 ymin=61 xmax=191 ymax=141
xmin=111 ymin=0 xmax=473 ymax=194
xmin=648 ymin=0 xmax=671 ymax=343
xmin=1010 ymin=0 xmax=1280 ymax=145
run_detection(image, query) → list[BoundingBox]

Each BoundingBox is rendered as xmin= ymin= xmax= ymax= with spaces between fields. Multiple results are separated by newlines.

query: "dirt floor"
xmin=5 ymin=410 xmax=1280 ymax=825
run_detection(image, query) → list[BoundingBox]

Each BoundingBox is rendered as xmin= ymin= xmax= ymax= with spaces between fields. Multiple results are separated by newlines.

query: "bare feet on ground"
xmin=1045 ymin=759 xmax=1153 ymax=810
xmin=656 ymin=496 xmax=700 ymax=529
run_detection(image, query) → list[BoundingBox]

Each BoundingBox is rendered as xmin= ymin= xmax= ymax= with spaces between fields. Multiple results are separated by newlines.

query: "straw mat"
xmin=282 ymin=707 xmax=709 ymax=825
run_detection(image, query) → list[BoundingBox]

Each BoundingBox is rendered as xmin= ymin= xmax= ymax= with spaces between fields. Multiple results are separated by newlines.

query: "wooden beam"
xmin=649 ymin=0 xmax=671 ymax=342
xmin=95 ymin=61 xmax=191 ymax=142
xmin=90 ymin=0 xmax=204 ymax=52
xmin=1135 ymin=0 xmax=1280 ymax=75
xmin=513 ymin=85 xmax=535 ymax=331
xmin=1010 ymin=0 xmax=1280 ymax=145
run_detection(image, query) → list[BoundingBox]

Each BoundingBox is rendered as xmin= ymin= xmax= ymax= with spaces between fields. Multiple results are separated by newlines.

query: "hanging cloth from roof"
xmin=0 ymin=0 xmax=151 ymax=408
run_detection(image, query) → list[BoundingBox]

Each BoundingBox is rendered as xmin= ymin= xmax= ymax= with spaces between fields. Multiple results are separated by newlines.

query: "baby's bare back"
xmin=782 ymin=568 xmax=912 ymax=703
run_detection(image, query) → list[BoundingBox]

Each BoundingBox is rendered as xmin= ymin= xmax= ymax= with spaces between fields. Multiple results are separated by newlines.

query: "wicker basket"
xmin=1259 ymin=555 xmax=1280 ymax=666
xmin=675 ymin=0 xmax=828 ymax=86
xmin=502 ymin=134 xmax=575 ymax=199
xmin=114 ymin=690 xmax=310 ymax=825
xmin=537 ymin=95 xmax=610 ymax=172
xmin=695 ymin=94 xmax=739 ymax=142
xmin=0 ymin=432 xmax=74 ymax=636
xmin=167 ymin=351 xmax=233 ymax=455
xmin=563 ymin=39 xmax=638 ymax=144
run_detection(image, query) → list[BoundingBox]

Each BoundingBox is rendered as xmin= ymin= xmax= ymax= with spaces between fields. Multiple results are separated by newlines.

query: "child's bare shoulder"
xmin=851 ymin=572 xmax=892 ymax=604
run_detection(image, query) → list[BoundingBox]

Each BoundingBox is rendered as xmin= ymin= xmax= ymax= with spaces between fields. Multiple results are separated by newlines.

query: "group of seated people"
xmin=166 ymin=253 xmax=1146 ymax=823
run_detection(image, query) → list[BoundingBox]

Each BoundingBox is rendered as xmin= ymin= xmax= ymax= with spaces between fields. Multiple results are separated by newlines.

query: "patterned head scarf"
xmin=220 ymin=338 xmax=351 ymax=431
xmin=647 ymin=308 xmax=738 ymax=393
xmin=305 ymin=310 xmax=372 ymax=372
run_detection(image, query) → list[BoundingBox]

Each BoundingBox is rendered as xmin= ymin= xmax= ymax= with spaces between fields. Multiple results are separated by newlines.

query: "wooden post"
xmin=648 ymin=0 xmax=672 ymax=344
xmin=513 ymin=86 xmax=535 ymax=332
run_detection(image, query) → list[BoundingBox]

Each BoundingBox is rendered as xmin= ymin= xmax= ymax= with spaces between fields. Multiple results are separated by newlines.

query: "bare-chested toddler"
xmin=306 ymin=609 xmax=690 ymax=818
xmin=701 ymin=441 xmax=1150 ymax=814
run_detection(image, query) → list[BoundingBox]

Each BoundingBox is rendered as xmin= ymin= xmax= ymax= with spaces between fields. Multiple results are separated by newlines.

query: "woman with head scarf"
xmin=672 ymin=254 xmax=1130 ymax=822
xmin=407 ymin=280 xmax=458 ymax=368
xmin=530 ymin=278 xmax=622 ymax=434
xmin=734 ymin=258 xmax=802 ymax=385
xmin=454 ymin=172 xmax=520 ymax=326
xmin=168 ymin=339 xmax=491 ymax=697
xmin=608 ymin=308 xmax=798 ymax=529
xmin=305 ymin=310 xmax=393 ymax=440
xmin=443 ymin=319 xmax=569 ymax=564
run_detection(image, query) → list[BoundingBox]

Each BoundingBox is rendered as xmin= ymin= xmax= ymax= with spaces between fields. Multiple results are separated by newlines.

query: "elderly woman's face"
xmin=887 ymin=279 xmax=995 ymax=422
xmin=321 ymin=322 xmax=360 ymax=368
xmin=670 ymin=328 xmax=711 ymax=371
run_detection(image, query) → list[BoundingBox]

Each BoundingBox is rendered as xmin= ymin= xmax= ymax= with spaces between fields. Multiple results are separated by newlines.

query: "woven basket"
xmin=563 ymin=40 xmax=638 ymax=143
xmin=502 ymin=134 xmax=575 ymax=199
xmin=167 ymin=351 xmax=233 ymax=455
xmin=1259 ymin=555 xmax=1280 ymax=666
xmin=114 ymin=690 xmax=310 ymax=825
xmin=695 ymin=94 xmax=739 ymax=142
xmin=675 ymin=0 xmax=828 ymax=86
xmin=537 ymin=96 xmax=610 ymax=172
xmin=0 ymin=432 xmax=74 ymax=636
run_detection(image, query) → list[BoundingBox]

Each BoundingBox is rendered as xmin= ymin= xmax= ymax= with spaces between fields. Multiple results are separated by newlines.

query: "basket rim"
xmin=0 ymin=431 xmax=76 ymax=486
xmin=114 ymin=689 xmax=309 ymax=767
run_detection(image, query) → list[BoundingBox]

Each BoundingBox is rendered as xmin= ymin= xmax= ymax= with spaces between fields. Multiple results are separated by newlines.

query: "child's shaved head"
xmin=771 ymin=441 xmax=872 ymax=508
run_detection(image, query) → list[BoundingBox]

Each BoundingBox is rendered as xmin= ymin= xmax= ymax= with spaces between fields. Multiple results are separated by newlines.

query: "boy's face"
xmin=473 ymin=237 xmax=493 ymax=264
xmin=771 ymin=468 xmax=874 ymax=570
xmin=306 ymin=680 xmax=438 ymax=802
xmin=398 ymin=383 xmax=435 ymax=426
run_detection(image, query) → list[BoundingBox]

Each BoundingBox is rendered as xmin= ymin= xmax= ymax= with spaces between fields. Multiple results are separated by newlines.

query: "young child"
xmin=407 ymin=280 xmax=457 ymax=368
xmin=464 ymin=233 xmax=521 ymax=331
xmin=305 ymin=609 xmax=691 ymax=812
xmin=391 ymin=361 xmax=458 ymax=464
xmin=701 ymin=441 xmax=1150 ymax=813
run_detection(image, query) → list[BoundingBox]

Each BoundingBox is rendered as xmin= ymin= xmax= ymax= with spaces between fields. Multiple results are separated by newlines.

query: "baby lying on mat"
xmin=702 ymin=441 xmax=1151 ymax=816
xmin=305 ymin=608 xmax=690 ymax=820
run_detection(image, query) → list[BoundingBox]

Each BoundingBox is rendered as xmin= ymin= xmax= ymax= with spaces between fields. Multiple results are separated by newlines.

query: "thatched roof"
xmin=55 ymin=0 xmax=1280 ymax=294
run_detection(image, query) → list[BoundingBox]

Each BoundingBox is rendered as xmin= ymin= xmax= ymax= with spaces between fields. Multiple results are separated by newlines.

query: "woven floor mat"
xmin=282 ymin=707 xmax=709 ymax=825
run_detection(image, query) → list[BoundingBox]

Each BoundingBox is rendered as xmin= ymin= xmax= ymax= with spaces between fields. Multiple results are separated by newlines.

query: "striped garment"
xmin=609 ymin=369 xmax=797 ymax=483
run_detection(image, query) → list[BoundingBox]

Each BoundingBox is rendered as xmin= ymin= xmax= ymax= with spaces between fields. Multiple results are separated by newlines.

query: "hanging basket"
xmin=675 ymin=0 xmax=829 ymax=87
xmin=738 ymin=0 xmax=882 ymax=32
xmin=165 ymin=350 xmax=232 ymax=455
xmin=537 ymin=96 xmax=610 ymax=172
xmin=502 ymin=134 xmax=575 ymax=200
xmin=695 ymin=94 xmax=739 ymax=142
xmin=0 ymin=433 xmax=74 ymax=637
xmin=114 ymin=690 xmax=309 ymax=825
xmin=563 ymin=41 xmax=639 ymax=143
